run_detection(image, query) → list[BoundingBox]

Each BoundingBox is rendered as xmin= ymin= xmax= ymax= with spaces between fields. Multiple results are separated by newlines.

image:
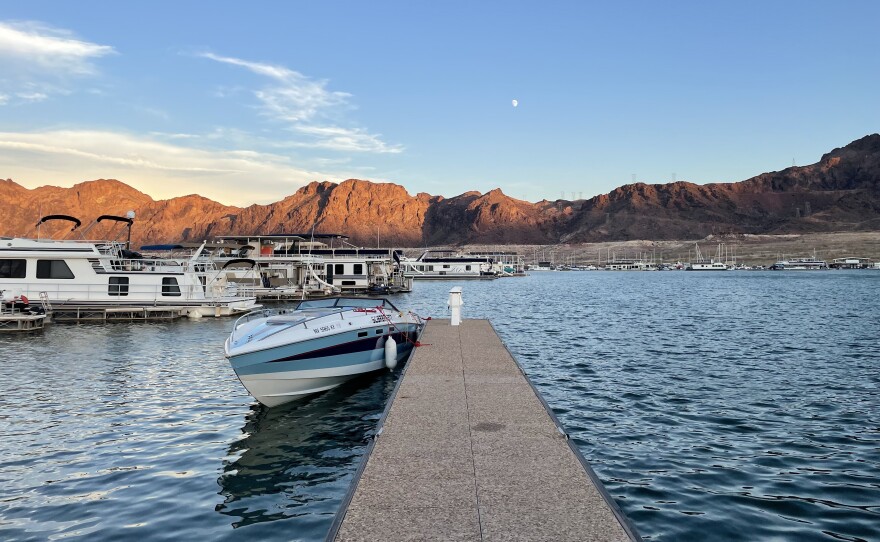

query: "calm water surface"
xmin=1 ymin=271 xmax=878 ymax=540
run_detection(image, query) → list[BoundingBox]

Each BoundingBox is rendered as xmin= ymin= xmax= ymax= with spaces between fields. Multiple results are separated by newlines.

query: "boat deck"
xmin=329 ymin=318 xmax=638 ymax=541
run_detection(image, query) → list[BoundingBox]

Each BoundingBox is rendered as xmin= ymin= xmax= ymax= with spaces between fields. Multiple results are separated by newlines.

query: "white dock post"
xmin=448 ymin=286 xmax=463 ymax=326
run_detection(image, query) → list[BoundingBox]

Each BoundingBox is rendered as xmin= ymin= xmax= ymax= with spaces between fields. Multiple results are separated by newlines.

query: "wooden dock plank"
xmin=331 ymin=318 xmax=637 ymax=542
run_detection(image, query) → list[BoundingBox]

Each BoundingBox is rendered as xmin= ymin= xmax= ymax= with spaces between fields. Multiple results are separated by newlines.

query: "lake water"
xmin=1 ymin=270 xmax=878 ymax=541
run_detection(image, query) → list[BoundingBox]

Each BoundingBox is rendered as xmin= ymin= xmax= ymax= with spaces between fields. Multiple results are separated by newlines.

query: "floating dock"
xmin=329 ymin=318 xmax=639 ymax=541
xmin=49 ymin=305 xmax=188 ymax=322
xmin=0 ymin=312 xmax=47 ymax=332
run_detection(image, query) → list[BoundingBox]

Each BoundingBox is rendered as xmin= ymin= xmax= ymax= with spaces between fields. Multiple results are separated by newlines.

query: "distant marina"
xmin=4 ymin=214 xmax=878 ymax=326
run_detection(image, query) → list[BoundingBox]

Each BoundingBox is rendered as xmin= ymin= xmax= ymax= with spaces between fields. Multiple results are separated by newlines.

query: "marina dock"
xmin=49 ymin=305 xmax=190 ymax=322
xmin=329 ymin=319 xmax=639 ymax=541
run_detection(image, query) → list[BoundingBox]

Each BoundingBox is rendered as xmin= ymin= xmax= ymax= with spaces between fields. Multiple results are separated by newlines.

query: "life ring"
xmin=19 ymin=295 xmax=28 ymax=305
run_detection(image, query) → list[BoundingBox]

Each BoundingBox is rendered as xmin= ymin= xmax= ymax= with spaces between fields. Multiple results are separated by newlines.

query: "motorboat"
xmin=224 ymin=297 xmax=424 ymax=407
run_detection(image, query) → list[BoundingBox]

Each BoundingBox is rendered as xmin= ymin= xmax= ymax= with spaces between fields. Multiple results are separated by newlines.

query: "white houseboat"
xmin=686 ymin=243 xmax=728 ymax=271
xmin=400 ymin=249 xmax=497 ymax=279
xmin=212 ymin=234 xmax=411 ymax=295
xmin=0 ymin=215 xmax=257 ymax=317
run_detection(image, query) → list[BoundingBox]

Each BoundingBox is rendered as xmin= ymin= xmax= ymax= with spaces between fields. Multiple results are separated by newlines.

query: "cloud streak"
xmin=0 ymin=21 xmax=114 ymax=104
xmin=0 ymin=20 xmax=114 ymax=72
xmin=0 ymin=130 xmax=349 ymax=205
xmin=199 ymin=52 xmax=402 ymax=154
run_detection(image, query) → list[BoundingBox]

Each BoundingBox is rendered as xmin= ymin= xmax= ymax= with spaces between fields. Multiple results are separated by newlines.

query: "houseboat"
xmin=400 ymin=249 xmax=497 ymax=279
xmin=1 ymin=215 xmax=258 ymax=316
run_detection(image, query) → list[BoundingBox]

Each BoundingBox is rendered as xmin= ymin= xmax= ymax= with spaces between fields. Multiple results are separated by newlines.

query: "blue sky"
xmin=1 ymin=1 xmax=878 ymax=206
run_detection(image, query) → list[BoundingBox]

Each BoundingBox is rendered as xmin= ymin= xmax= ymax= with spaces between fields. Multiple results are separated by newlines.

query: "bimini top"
xmin=294 ymin=296 xmax=398 ymax=311
xmin=217 ymin=233 xmax=349 ymax=241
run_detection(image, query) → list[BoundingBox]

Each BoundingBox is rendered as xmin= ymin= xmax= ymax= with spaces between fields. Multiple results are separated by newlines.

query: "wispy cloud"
xmin=0 ymin=130 xmax=350 ymax=205
xmin=0 ymin=21 xmax=114 ymax=72
xmin=289 ymin=125 xmax=402 ymax=153
xmin=0 ymin=20 xmax=114 ymax=104
xmin=199 ymin=52 xmax=402 ymax=154
xmin=16 ymin=91 xmax=48 ymax=103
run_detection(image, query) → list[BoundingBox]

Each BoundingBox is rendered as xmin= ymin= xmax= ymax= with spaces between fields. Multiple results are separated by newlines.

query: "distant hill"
xmin=2 ymin=134 xmax=878 ymax=247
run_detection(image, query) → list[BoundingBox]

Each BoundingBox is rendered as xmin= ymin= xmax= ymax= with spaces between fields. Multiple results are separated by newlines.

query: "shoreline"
xmin=459 ymin=231 xmax=880 ymax=267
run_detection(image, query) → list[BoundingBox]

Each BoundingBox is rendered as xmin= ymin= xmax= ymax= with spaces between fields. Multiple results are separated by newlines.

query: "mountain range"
xmin=2 ymin=134 xmax=878 ymax=248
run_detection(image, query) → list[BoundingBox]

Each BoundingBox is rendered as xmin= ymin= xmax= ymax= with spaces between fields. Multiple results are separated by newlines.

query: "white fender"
xmin=384 ymin=336 xmax=398 ymax=370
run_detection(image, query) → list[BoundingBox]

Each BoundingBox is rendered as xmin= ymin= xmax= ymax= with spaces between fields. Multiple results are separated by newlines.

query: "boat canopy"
xmin=96 ymin=214 xmax=134 ymax=225
xmin=295 ymin=296 xmax=398 ymax=311
xmin=35 ymin=215 xmax=81 ymax=230
xmin=140 ymin=244 xmax=185 ymax=251
xmin=217 ymin=233 xmax=349 ymax=241
xmin=222 ymin=258 xmax=259 ymax=269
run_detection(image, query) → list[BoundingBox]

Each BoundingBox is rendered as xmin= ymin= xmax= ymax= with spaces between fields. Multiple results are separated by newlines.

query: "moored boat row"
xmin=1 ymin=215 xmax=259 ymax=318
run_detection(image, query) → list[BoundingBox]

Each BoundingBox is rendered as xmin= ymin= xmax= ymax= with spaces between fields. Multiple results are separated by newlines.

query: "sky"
xmin=1 ymin=1 xmax=878 ymax=207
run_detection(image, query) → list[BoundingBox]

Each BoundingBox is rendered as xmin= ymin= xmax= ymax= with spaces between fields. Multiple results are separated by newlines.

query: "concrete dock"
xmin=329 ymin=319 xmax=639 ymax=541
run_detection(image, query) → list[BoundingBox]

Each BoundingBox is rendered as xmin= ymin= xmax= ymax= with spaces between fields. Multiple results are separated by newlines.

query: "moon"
xmin=512 ymin=99 xmax=518 ymax=108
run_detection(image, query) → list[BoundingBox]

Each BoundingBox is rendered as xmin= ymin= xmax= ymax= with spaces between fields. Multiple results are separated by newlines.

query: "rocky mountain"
xmin=1 ymin=134 xmax=878 ymax=247
xmin=564 ymin=133 xmax=880 ymax=241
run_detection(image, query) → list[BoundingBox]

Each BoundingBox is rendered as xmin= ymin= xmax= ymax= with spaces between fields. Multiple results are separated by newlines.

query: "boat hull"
xmin=226 ymin=324 xmax=420 ymax=407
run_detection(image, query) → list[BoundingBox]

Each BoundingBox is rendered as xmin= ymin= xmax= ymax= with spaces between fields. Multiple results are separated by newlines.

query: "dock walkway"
xmin=330 ymin=319 xmax=638 ymax=541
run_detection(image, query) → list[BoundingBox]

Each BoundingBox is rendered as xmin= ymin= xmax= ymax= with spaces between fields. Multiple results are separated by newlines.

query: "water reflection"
xmin=216 ymin=373 xmax=396 ymax=537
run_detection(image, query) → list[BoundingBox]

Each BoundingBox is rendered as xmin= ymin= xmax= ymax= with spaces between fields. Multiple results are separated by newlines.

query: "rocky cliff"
xmin=1 ymin=134 xmax=878 ymax=247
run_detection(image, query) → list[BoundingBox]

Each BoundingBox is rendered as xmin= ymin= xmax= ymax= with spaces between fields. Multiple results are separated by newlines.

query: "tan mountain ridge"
xmin=1 ymin=134 xmax=878 ymax=249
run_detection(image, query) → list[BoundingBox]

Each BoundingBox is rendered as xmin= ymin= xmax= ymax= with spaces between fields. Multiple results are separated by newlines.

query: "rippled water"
xmin=1 ymin=271 xmax=878 ymax=541
xmin=0 ymin=319 xmax=396 ymax=541
xmin=400 ymin=271 xmax=880 ymax=541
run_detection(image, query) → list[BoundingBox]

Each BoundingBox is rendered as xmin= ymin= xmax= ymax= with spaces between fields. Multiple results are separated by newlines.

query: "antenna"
xmin=632 ymin=174 xmax=637 ymax=184
xmin=672 ymin=172 xmax=676 ymax=182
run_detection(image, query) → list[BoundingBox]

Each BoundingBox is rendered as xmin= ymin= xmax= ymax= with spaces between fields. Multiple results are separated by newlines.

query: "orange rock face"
xmin=1 ymin=134 xmax=878 ymax=246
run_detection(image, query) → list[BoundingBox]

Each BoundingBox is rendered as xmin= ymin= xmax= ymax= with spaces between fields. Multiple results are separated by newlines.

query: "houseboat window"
xmin=109 ymin=277 xmax=129 ymax=296
xmin=0 ymin=259 xmax=26 ymax=278
xmin=466 ymin=265 xmax=472 ymax=271
xmin=162 ymin=277 xmax=181 ymax=296
xmin=36 ymin=259 xmax=75 ymax=279
xmin=443 ymin=265 xmax=450 ymax=269
xmin=334 ymin=264 xmax=344 ymax=274
xmin=353 ymin=264 xmax=363 ymax=275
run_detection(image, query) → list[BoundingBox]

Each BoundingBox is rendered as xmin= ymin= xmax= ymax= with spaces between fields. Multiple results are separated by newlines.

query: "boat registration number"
xmin=313 ymin=323 xmax=340 ymax=334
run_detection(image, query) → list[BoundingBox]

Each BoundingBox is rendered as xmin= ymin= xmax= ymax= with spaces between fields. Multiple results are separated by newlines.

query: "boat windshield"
xmin=296 ymin=297 xmax=398 ymax=311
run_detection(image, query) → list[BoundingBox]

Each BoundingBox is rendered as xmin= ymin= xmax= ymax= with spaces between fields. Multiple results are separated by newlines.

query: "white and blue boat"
xmin=224 ymin=297 xmax=424 ymax=407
